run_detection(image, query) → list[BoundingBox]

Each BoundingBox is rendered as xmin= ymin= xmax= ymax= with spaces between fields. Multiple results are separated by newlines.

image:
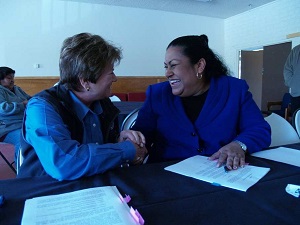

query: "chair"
xmin=0 ymin=143 xmax=17 ymax=174
xmin=292 ymin=108 xmax=300 ymax=137
xmin=264 ymin=113 xmax=300 ymax=147
xmin=16 ymin=146 xmax=24 ymax=174
xmin=127 ymin=92 xmax=146 ymax=102
xmin=121 ymin=108 xmax=140 ymax=131
xmin=267 ymin=93 xmax=291 ymax=120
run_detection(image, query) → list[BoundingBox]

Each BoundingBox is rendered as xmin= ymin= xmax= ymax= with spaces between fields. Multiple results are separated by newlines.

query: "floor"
xmin=0 ymin=143 xmax=17 ymax=180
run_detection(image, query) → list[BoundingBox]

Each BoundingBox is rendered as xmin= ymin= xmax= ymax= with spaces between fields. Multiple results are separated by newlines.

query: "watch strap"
xmin=234 ymin=140 xmax=247 ymax=152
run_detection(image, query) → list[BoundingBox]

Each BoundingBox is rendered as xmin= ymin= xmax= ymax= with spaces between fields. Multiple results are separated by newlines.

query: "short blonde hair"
xmin=59 ymin=33 xmax=122 ymax=91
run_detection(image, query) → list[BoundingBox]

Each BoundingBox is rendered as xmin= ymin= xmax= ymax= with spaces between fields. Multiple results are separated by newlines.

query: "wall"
xmin=224 ymin=0 xmax=300 ymax=76
xmin=1 ymin=0 xmax=299 ymax=79
xmin=0 ymin=0 xmax=223 ymax=77
xmin=14 ymin=76 xmax=166 ymax=96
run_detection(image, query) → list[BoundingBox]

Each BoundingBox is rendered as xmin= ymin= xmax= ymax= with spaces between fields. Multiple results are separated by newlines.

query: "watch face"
xmin=236 ymin=140 xmax=247 ymax=151
xmin=241 ymin=143 xmax=247 ymax=151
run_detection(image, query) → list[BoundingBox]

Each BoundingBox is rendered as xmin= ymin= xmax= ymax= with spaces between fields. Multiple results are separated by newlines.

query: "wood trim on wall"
xmin=14 ymin=76 xmax=166 ymax=96
xmin=14 ymin=76 xmax=59 ymax=96
xmin=111 ymin=76 xmax=166 ymax=93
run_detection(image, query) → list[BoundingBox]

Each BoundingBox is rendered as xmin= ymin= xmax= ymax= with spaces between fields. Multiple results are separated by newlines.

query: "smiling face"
xmin=73 ymin=63 xmax=118 ymax=107
xmin=164 ymin=46 xmax=206 ymax=97
xmin=0 ymin=73 xmax=15 ymax=91
xmin=88 ymin=63 xmax=117 ymax=101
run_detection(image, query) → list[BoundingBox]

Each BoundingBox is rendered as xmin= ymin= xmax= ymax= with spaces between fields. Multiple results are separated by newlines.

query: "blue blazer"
xmin=133 ymin=75 xmax=271 ymax=163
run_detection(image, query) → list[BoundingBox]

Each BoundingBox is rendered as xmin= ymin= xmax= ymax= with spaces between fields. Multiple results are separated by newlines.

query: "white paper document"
xmin=165 ymin=155 xmax=270 ymax=192
xmin=21 ymin=186 xmax=140 ymax=225
xmin=251 ymin=147 xmax=300 ymax=167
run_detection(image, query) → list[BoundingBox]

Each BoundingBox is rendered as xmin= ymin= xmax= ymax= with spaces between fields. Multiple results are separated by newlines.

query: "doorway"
xmin=240 ymin=42 xmax=292 ymax=111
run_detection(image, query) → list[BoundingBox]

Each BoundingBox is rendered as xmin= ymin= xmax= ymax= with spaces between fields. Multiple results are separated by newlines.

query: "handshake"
xmin=119 ymin=130 xmax=148 ymax=165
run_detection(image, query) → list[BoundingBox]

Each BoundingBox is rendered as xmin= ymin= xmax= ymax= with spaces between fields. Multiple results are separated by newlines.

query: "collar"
xmin=69 ymin=91 xmax=103 ymax=121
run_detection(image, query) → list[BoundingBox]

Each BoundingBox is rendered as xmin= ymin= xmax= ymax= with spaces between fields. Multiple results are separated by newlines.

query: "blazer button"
xmin=191 ymin=132 xmax=196 ymax=136
xmin=197 ymin=148 xmax=203 ymax=153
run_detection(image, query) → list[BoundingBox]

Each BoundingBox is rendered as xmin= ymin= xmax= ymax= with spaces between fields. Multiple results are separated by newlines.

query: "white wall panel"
xmin=0 ymin=0 xmax=223 ymax=76
xmin=224 ymin=0 xmax=300 ymax=77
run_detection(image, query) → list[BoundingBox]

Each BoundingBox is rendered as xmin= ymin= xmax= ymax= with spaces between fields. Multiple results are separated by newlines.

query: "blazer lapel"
xmin=196 ymin=76 xmax=229 ymax=128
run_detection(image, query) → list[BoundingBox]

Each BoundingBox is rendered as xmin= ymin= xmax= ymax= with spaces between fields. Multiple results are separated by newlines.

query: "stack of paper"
xmin=165 ymin=155 xmax=270 ymax=192
xmin=21 ymin=186 xmax=143 ymax=225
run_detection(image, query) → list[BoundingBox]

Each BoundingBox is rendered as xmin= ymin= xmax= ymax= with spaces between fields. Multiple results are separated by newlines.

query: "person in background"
xmin=283 ymin=44 xmax=300 ymax=115
xmin=0 ymin=66 xmax=31 ymax=160
xmin=17 ymin=33 xmax=147 ymax=180
xmin=133 ymin=35 xmax=271 ymax=171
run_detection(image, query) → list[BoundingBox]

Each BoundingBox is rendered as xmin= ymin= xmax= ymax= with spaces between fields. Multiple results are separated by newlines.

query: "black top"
xmin=181 ymin=90 xmax=208 ymax=123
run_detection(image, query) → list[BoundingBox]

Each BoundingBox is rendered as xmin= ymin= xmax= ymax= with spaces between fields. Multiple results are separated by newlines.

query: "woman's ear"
xmin=197 ymin=58 xmax=206 ymax=74
xmin=79 ymin=78 xmax=90 ymax=91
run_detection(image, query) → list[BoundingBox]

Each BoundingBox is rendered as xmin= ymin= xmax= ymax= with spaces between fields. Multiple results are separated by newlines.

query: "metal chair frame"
xmin=120 ymin=108 xmax=140 ymax=131
xmin=292 ymin=108 xmax=300 ymax=137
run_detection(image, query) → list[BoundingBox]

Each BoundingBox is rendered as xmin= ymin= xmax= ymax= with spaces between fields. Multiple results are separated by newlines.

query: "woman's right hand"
xmin=119 ymin=130 xmax=146 ymax=148
xmin=131 ymin=143 xmax=148 ymax=165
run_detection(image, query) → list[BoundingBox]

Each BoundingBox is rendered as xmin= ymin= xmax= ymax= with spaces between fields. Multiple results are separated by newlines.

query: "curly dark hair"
xmin=167 ymin=35 xmax=229 ymax=79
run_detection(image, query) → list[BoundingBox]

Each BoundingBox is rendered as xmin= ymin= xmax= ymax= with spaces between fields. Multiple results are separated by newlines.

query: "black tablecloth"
xmin=1 ymin=146 xmax=300 ymax=225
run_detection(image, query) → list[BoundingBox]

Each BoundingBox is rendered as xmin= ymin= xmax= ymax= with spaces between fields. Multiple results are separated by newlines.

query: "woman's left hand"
xmin=118 ymin=130 xmax=146 ymax=148
xmin=208 ymin=141 xmax=246 ymax=170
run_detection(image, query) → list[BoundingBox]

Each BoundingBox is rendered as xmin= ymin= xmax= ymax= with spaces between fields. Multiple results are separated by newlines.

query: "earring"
xmin=196 ymin=73 xmax=203 ymax=80
xmin=86 ymin=86 xmax=90 ymax=91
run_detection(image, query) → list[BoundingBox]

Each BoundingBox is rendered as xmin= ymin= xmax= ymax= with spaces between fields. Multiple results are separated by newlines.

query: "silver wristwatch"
xmin=234 ymin=140 xmax=247 ymax=152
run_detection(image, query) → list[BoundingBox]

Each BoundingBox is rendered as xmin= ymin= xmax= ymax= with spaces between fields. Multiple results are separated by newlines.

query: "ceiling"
xmin=63 ymin=0 xmax=276 ymax=19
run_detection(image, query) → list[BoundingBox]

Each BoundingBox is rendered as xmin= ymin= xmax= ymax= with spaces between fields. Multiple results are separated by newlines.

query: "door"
xmin=240 ymin=42 xmax=292 ymax=111
xmin=262 ymin=42 xmax=291 ymax=111
xmin=240 ymin=50 xmax=263 ymax=108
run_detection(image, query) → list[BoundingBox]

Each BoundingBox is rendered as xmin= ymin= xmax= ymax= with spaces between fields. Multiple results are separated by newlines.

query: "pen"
xmin=224 ymin=165 xmax=230 ymax=173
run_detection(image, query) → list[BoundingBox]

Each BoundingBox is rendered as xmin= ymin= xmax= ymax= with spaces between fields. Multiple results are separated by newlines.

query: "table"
xmin=113 ymin=101 xmax=144 ymax=129
xmin=1 ymin=145 xmax=300 ymax=225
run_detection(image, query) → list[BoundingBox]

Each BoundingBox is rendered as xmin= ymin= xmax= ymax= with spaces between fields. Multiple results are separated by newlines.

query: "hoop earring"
xmin=196 ymin=73 xmax=203 ymax=80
